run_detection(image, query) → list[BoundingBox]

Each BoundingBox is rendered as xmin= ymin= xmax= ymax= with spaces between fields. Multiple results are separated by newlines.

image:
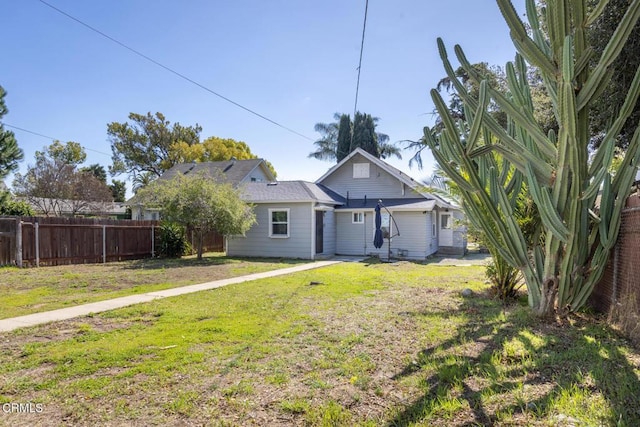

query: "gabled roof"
xmin=159 ymin=158 xmax=275 ymax=184
xmin=315 ymin=147 xmax=457 ymax=209
xmin=240 ymin=181 xmax=345 ymax=204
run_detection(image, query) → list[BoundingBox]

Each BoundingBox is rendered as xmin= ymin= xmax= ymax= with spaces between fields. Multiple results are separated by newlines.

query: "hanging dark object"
xmin=373 ymin=203 xmax=384 ymax=249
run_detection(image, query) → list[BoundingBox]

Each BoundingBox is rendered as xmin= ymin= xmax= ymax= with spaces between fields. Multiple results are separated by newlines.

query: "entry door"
xmin=315 ymin=211 xmax=324 ymax=254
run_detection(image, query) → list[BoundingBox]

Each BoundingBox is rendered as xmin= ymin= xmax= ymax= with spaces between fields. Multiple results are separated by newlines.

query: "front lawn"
xmin=1 ymin=260 xmax=639 ymax=426
xmin=0 ymin=253 xmax=306 ymax=319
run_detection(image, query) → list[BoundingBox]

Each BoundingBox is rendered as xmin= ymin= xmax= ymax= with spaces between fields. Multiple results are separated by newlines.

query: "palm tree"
xmin=308 ymin=112 xmax=401 ymax=162
xmin=132 ymin=171 xmax=156 ymax=194
xmin=308 ymin=113 xmax=341 ymax=161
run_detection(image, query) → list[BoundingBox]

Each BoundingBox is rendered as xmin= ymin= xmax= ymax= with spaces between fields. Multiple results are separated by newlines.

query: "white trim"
xmin=311 ymin=203 xmax=315 ymax=259
xmin=352 ymin=212 xmax=365 ymax=224
xmin=268 ymin=208 xmax=290 ymax=238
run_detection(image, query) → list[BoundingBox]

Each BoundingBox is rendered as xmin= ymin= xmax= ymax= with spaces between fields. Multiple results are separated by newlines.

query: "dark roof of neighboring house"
xmin=241 ymin=181 xmax=345 ymax=204
xmin=335 ymin=198 xmax=436 ymax=211
xmin=159 ymin=159 xmax=274 ymax=184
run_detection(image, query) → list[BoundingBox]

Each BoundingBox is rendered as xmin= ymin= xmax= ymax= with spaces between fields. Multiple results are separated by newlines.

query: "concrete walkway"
xmin=0 ymin=260 xmax=344 ymax=333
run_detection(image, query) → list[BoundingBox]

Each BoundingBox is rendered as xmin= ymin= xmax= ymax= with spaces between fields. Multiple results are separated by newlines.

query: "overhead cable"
xmin=37 ymin=0 xmax=313 ymax=141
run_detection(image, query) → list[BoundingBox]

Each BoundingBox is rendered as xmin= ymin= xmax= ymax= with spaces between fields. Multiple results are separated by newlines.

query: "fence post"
xmin=151 ymin=225 xmax=155 ymax=258
xmin=102 ymin=225 xmax=107 ymax=264
xmin=15 ymin=218 xmax=22 ymax=268
xmin=34 ymin=221 xmax=40 ymax=268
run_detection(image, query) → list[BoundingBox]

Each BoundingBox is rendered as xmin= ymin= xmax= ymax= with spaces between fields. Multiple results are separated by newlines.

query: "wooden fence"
xmin=0 ymin=217 xmax=224 ymax=267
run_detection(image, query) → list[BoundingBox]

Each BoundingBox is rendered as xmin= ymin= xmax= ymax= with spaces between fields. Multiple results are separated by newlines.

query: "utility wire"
xmin=37 ymin=0 xmax=313 ymax=142
xmin=351 ymin=0 xmax=369 ymax=146
xmin=1 ymin=122 xmax=112 ymax=157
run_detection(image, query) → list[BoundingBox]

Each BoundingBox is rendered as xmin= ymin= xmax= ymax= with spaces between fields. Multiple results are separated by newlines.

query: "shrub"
xmin=158 ymin=222 xmax=189 ymax=258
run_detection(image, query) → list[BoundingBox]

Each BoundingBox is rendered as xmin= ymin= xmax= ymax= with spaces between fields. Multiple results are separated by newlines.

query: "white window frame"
xmin=352 ymin=212 xmax=364 ymax=224
xmin=269 ymin=208 xmax=290 ymax=238
xmin=353 ymin=162 xmax=370 ymax=179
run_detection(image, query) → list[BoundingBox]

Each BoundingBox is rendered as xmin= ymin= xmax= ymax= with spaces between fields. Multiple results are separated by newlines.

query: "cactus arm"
xmin=578 ymin=0 xmax=640 ymax=110
xmin=497 ymin=0 xmax=556 ymax=76
xmin=585 ymin=0 xmax=611 ymax=27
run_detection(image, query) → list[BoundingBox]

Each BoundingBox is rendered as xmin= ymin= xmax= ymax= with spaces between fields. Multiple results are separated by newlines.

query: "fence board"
xmin=0 ymin=216 xmax=225 ymax=267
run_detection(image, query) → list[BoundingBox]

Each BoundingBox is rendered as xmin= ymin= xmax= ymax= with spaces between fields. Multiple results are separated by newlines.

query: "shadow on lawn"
xmin=124 ymin=255 xmax=308 ymax=270
xmin=388 ymin=294 xmax=640 ymax=426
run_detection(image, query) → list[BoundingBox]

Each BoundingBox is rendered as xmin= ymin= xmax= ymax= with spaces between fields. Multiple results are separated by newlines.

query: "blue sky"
xmin=2 ymin=0 xmax=526 ymax=195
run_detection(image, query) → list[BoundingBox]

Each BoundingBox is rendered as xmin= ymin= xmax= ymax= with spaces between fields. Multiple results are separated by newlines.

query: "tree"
xmin=80 ymin=163 xmax=107 ymax=183
xmin=308 ymin=113 xmax=340 ymax=161
xmin=423 ymin=0 xmax=640 ymax=317
xmin=132 ymin=172 xmax=156 ymax=194
xmin=0 ymin=86 xmax=24 ymax=183
xmin=170 ymin=136 xmax=277 ymax=177
xmin=589 ymin=0 xmax=640 ymax=148
xmin=13 ymin=141 xmax=113 ymax=216
xmin=136 ymin=172 xmax=256 ymax=259
xmin=108 ymin=112 xmax=202 ymax=180
xmin=109 ymin=180 xmax=127 ymax=202
xmin=80 ymin=164 xmax=126 ymax=202
xmin=336 ymin=114 xmax=352 ymax=162
xmin=308 ymin=112 xmax=401 ymax=162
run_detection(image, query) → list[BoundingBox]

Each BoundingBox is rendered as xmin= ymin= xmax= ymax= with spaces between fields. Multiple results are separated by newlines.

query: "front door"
xmin=315 ymin=211 xmax=324 ymax=254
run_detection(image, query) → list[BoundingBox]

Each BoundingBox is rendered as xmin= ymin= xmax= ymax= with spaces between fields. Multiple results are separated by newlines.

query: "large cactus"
xmin=426 ymin=0 xmax=640 ymax=316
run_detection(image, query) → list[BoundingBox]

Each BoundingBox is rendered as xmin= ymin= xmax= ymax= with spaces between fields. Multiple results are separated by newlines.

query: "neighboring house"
xmin=226 ymin=148 xmax=466 ymax=260
xmin=128 ymin=158 xmax=276 ymax=220
xmin=18 ymin=196 xmax=128 ymax=219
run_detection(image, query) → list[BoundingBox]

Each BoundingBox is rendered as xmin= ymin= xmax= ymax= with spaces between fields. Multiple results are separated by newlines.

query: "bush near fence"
xmin=0 ymin=217 xmax=224 ymax=267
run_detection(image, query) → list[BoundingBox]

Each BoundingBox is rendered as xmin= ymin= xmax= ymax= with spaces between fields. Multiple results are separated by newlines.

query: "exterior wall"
xmin=336 ymin=211 xmax=370 ymax=256
xmin=319 ymin=153 xmax=422 ymax=199
xmin=227 ymin=202 xmax=314 ymax=259
xmin=388 ymin=211 xmax=429 ymax=259
xmin=318 ymin=208 xmax=336 ymax=257
xmin=336 ymin=209 xmax=432 ymax=260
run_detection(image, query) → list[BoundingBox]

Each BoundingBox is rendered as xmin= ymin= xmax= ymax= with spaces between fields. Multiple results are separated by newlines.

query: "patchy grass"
xmin=1 ymin=261 xmax=639 ymax=426
xmin=0 ymin=253 xmax=306 ymax=319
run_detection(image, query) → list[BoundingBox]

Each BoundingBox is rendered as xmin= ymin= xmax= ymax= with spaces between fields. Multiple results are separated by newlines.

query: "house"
xmin=226 ymin=148 xmax=466 ymax=260
xmin=18 ymin=196 xmax=128 ymax=219
xmin=129 ymin=158 xmax=276 ymax=220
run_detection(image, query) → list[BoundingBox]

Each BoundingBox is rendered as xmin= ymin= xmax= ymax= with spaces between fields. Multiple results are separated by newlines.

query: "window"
xmin=269 ymin=209 xmax=289 ymax=238
xmin=441 ymin=213 xmax=451 ymax=229
xmin=352 ymin=212 xmax=364 ymax=224
xmin=353 ymin=162 xmax=370 ymax=178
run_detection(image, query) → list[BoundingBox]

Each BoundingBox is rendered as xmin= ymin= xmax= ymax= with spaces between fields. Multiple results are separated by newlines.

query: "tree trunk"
xmin=534 ymin=277 xmax=558 ymax=318
xmin=197 ymin=230 xmax=204 ymax=260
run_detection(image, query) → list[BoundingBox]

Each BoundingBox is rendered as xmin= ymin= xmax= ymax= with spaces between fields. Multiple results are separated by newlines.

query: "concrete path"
xmin=0 ymin=260 xmax=344 ymax=333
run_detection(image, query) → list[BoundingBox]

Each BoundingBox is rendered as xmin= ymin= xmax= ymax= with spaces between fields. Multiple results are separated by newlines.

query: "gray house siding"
xmin=318 ymin=153 xmax=422 ymax=200
xmin=317 ymin=208 xmax=336 ymax=257
xmin=227 ymin=202 xmax=314 ymax=259
xmin=387 ymin=211 xmax=429 ymax=260
xmin=335 ymin=210 xmax=432 ymax=260
xmin=336 ymin=211 xmax=370 ymax=256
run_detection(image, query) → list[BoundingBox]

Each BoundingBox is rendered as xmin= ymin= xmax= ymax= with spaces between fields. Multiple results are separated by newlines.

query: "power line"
xmin=350 ymin=0 xmax=369 ymax=148
xmin=36 ymin=0 xmax=313 ymax=142
xmin=1 ymin=122 xmax=112 ymax=157
xmin=353 ymin=0 xmax=369 ymax=119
